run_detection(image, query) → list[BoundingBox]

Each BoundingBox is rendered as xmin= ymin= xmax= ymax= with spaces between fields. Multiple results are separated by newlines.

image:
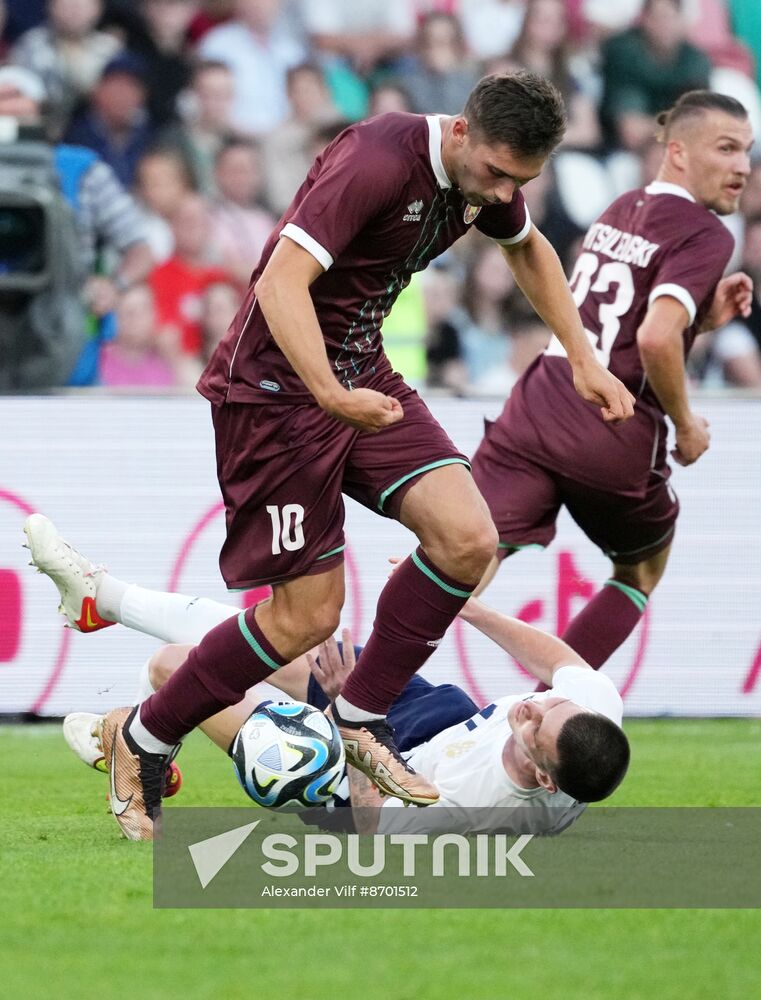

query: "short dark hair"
xmin=463 ymin=72 xmax=567 ymax=158
xmin=550 ymin=713 xmax=630 ymax=802
xmin=656 ymin=90 xmax=748 ymax=141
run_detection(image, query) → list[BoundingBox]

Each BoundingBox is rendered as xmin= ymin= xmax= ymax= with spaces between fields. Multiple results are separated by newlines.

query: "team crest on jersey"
xmin=463 ymin=204 xmax=481 ymax=224
xmin=443 ymin=740 xmax=477 ymax=758
xmin=403 ymin=199 xmax=424 ymax=222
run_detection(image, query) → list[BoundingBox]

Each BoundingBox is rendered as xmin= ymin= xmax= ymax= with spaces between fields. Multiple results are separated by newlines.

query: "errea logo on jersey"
xmin=403 ymin=199 xmax=424 ymax=222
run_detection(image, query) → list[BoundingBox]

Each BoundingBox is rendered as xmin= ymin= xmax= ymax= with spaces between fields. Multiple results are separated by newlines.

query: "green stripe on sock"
xmin=316 ymin=544 xmax=345 ymax=560
xmin=378 ymin=458 xmax=471 ymax=512
xmin=237 ymin=611 xmax=281 ymax=671
xmin=605 ymin=579 xmax=648 ymax=614
xmin=410 ymin=551 xmax=472 ymax=599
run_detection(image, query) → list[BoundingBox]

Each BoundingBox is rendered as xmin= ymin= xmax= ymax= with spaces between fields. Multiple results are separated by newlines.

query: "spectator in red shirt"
xmin=149 ymin=193 xmax=233 ymax=356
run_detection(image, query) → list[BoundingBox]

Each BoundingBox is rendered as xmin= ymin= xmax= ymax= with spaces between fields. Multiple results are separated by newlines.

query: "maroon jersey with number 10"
xmin=489 ymin=181 xmax=734 ymax=497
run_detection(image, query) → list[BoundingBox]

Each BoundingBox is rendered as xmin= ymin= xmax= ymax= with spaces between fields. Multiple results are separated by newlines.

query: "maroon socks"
xmin=139 ymin=605 xmax=288 ymax=746
xmin=341 ymin=547 xmax=475 ymax=714
xmin=536 ymin=579 xmax=648 ymax=692
xmin=136 ymin=547 xmax=477 ymax=743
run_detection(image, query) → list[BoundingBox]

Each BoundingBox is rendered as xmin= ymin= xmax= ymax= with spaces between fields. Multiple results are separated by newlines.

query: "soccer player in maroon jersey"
xmin=93 ymin=72 xmax=636 ymax=840
xmin=471 ymin=91 xmax=754 ymax=685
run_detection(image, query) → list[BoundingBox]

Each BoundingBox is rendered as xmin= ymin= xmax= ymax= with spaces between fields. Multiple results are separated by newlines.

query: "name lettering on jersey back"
xmin=583 ymin=223 xmax=659 ymax=268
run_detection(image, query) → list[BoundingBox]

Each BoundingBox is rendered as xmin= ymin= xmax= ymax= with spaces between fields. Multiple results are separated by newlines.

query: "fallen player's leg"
xmin=24 ymin=512 xmax=240 ymax=643
xmin=63 ymin=711 xmax=183 ymax=796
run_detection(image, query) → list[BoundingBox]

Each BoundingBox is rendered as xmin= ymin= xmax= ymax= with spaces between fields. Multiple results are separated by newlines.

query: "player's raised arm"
xmin=500 ymin=227 xmax=635 ymax=424
xmin=255 ymin=238 xmax=403 ymax=434
xmin=636 ymin=295 xmax=710 ymax=467
xmin=458 ymin=597 xmax=588 ymax=685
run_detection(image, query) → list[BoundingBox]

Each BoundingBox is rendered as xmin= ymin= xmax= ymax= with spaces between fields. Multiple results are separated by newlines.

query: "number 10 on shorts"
xmin=266 ymin=504 xmax=305 ymax=555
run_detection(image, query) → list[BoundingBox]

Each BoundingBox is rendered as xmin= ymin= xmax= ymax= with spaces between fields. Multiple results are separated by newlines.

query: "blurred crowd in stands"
xmin=1 ymin=0 xmax=761 ymax=393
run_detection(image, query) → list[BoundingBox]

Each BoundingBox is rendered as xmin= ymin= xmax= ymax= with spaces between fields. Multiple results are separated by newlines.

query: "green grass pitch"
xmin=1 ymin=719 xmax=759 ymax=1000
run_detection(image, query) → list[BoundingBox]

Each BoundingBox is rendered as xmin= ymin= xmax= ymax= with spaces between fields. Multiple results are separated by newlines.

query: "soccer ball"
xmin=231 ymin=701 xmax=345 ymax=808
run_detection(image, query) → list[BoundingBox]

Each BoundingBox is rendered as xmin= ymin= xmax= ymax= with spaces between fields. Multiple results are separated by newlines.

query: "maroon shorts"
xmin=212 ymin=369 xmax=468 ymax=589
xmin=471 ymin=426 xmax=679 ymax=566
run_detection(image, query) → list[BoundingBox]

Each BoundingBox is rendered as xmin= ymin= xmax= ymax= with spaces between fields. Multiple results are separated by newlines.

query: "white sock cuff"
xmin=95 ymin=573 xmax=129 ymax=623
xmin=120 ymin=583 xmax=152 ymax=635
xmin=335 ymin=694 xmax=385 ymax=723
xmin=135 ymin=657 xmax=157 ymax=703
xmin=120 ymin=586 xmax=237 ymax=645
xmin=128 ymin=705 xmax=177 ymax=755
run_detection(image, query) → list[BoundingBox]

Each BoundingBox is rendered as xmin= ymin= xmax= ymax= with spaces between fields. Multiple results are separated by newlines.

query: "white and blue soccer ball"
xmin=231 ymin=702 xmax=345 ymax=808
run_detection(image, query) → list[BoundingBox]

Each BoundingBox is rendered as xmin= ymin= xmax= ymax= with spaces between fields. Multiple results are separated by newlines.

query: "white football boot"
xmin=64 ymin=711 xmax=184 ymax=799
xmin=23 ymin=514 xmax=116 ymax=632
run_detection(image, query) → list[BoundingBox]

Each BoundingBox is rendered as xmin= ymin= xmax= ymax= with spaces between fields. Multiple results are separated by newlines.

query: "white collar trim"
xmin=426 ymin=115 xmax=452 ymax=189
xmin=645 ymin=181 xmax=696 ymax=202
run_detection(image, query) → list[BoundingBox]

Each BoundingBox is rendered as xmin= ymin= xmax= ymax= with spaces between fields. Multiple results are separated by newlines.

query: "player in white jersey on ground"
xmin=26 ymin=514 xmax=629 ymax=837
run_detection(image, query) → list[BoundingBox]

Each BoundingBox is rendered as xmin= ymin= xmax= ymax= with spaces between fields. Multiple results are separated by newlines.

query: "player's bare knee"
xmin=479 ymin=519 xmax=500 ymax=561
xmin=441 ymin=519 xmax=498 ymax=579
xmin=300 ymin=603 xmax=341 ymax=646
xmin=463 ymin=516 xmax=499 ymax=561
xmin=148 ymin=647 xmax=177 ymax=689
xmin=270 ymin=597 xmax=340 ymax=649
